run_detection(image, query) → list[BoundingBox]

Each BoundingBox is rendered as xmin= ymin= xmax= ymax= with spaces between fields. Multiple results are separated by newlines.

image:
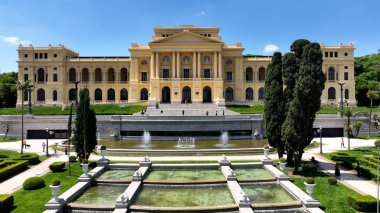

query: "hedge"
xmin=348 ymin=194 xmax=376 ymax=212
xmin=12 ymin=153 xmax=40 ymax=165
xmin=330 ymin=152 xmax=356 ymax=169
xmin=23 ymin=176 xmax=45 ymax=190
xmin=301 ymin=163 xmax=317 ymax=173
xmin=49 ymin=162 xmax=65 ymax=172
xmin=0 ymin=160 xmax=28 ymax=182
xmin=0 ymin=194 xmax=14 ymax=212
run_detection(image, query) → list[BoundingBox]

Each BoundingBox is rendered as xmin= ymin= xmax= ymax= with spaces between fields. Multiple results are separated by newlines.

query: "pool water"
xmin=97 ymin=169 xmax=135 ymax=181
xmin=242 ymin=183 xmax=298 ymax=204
xmin=132 ymin=184 xmax=235 ymax=207
xmin=70 ymin=184 xmax=127 ymax=207
xmin=234 ymin=168 xmax=275 ymax=180
xmin=145 ymin=169 xmax=225 ymax=182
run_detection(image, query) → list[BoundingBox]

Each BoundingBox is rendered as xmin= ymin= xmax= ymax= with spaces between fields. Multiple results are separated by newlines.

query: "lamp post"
xmin=338 ymin=82 xmax=345 ymax=118
xmin=74 ymin=81 xmax=80 ymax=107
xmin=319 ymin=126 xmax=323 ymax=154
xmin=45 ymin=128 xmax=54 ymax=156
xmin=27 ymin=88 xmax=32 ymax=114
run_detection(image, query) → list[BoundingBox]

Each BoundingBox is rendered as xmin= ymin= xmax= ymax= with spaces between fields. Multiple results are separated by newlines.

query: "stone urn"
xmin=279 ymin=162 xmax=286 ymax=172
xmin=81 ymin=163 xmax=89 ymax=175
xmin=305 ymin=178 xmax=316 ymax=195
xmin=263 ymin=145 xmax=270 ymax=158
xmin=101 ymin=150 xmax=107 ymax=159
xmin=50 ymin=185 xmax=60 ymax=201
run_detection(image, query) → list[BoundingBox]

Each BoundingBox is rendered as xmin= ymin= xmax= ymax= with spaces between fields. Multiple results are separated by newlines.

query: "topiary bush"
xmin=374 ymin=140 xmax=380 ymax=148
xmin=0 ymin=194 xmax=14 ymax=212
xmin=327 ymin=177 xmax=337 ymax=185
xmin=69 ymin=156 xmax=76 ymax=162
xmin=0 ymin=160 xmax=28 ymax=182
xmin=305 ymin=177 xmax=315 ymax=184
xmin=348 ymin=194 xmax=376 ymax=212
xmin=279 ymin=157 xmax=286 ymax=163
xmin=49 ymin=162 xmax=65 ymax=172
xmin=89 ymin=161 xmax=97 ymax=168
xmin=23 ymin=176 xmax=45 ymax=190
xmin=330 ymin=152 xmax=356 ymax=169
xmin=51 ymin=179 xmax=60 ymax=186
xmin=301 ymin=163 xmax=317 ymax=173
xmin=13 ymin=153 xmax=40 ymax=165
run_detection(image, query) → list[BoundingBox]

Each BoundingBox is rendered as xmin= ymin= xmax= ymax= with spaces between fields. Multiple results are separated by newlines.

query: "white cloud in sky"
xmin=195 ymin=11 xmax=206 ymax=16
xmin=264 ymin=43 xmax=279 ymax=53
xmin=0 ymin=35 xmax=31 ymax=45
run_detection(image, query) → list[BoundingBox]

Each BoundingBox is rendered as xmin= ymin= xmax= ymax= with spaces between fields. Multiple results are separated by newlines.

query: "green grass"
xmin=322 ymin=146 xmax=377 ymax=161
xmin=227 ymin=104 xmax=380 ymax=115
xmin=0 ymin=137 xmax=20 ymax=142
xmin=11 ymin=162 xmax=84 ymax=213
xmin=0 ymin=149 xmax=24 ymax=158
xmin=0 ymin=104 xmax=146 ymax=115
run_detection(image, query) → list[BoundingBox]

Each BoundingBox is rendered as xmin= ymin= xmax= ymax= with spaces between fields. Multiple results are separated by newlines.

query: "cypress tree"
xmin=282 ymin=43 xmax=325 ymax=173
xmin=264 ymin=52 xmax=285 ymax=157
xmin=74 ymin=89 xmax=97 ymax=159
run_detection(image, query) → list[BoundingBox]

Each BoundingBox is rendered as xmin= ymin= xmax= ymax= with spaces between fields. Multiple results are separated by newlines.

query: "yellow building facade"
xmin=16 ymin=25 xmax=356 ymax=107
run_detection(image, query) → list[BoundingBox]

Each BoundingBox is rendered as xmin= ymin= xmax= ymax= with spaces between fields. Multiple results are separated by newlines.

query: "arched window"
xmin=37 ymin=68 xmax=45 ymax=82
xmin=107 ymin=68 xmax=115 ymax=82
xmin=140 ymin=88 xmax=148 ymax=101
xmin=258 ymin=87 xmax=264 ymax=100
xmin=82 ymin=68 xmax=89 ymax=82
xmin=95 ymin=68 xmax=102 ymax=82
xmin=258 ymin=67 xmax=266 ymax=81
xmin=246 ymin=67 xmax=253 ymax=82
xmin=107 ymin=88 xmax=115 ymax=101
xmin=226 ymin=59 xmax=233 ymax=65
xmin=37 ymin=89 xmax=45 ymax=102
xmin=69 ymin=89 xmax=76 ymax=101
xmin=202 ymin=86 xmax=212 ymax=103
xmin=225 ymin=87 xmax=233 ymax=101
xmin=95 ymin=89 xmax=102 ymax=101
xmin=162 ymin=56 xmax=170 ymax=63
xmin=53 ymin=90 xmax=57 ymax=101
xmin=183 ymin=56 xmax=191 ymax=63
xmin=69 ymin=68 xmax=76 ymax=82
xmin=345 ymin=89 xmax=349 ymax=99
xmin=328 ymin=67 xmax=336 ymax=81
xmin=204 ymin=56 xmax=211 ymax=63
xmin=246 ymin=88 xmax=253 ymax=101
xmin=120 ymin=88 xmax=128 ymax=101
xmin=120 ymin=68 xmax=128 ymax=82
xmin=141 ymin=60 xmax=148 ymax=66
xmin=328 ymin=87 xmax=336 ymax=99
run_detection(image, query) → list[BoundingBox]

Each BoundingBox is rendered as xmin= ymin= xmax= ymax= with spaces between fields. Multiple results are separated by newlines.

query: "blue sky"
xmin=1 ymin=0 xmax=380 ymax=72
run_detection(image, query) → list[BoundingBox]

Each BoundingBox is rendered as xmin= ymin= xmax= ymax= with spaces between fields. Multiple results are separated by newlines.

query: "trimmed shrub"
xmin=330 ymin=152 xmax=356 ymax=169
xmin=23 ymin=176 xmax=45 ymax=190
xmin=348 ymin=194 xmax=376 ymax=212
xmin=0 ymin=194 xmax=14 ymax=212
xmin=69 ymin=156 xmax=76 ymax=162
xmin=279 ymin=157 xmax=286 ymax=163
xmin=372 ymin=150 xmax=380 ymax=157
xmin=327 ymin=177 xmax=337 ymax=185
xmin=306 ymin=177 xmax=315 ymax=184
xmin=0 ymin=160 xmax=28 ymax=182
xmin=13 ymin=153 xmax=40 ymax=165
xmin=49 ymin=162 xmax=65 ymax=172
xmin=374 ymin=140 xmax=380 ymax=148
xmin=0 ymin=155 xmax=8 ymax=158
xmin=81 ymin=159 xmax=88 ymax=164
xmin=301 ymin=163 xmax=317 ymax=173
xmin=51 ymin=179 xmax=60 ymax=186
xmin=263 ymin=145 xmax=270 ymax=149
xmin=89 ymin=161 xmax=97 ymax=168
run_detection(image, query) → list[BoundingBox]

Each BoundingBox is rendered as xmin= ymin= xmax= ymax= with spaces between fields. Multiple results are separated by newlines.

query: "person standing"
xmin=340 ymin=138 xmax=346 ymax=148
xmin=42 ymin=142 xmax=46 ymax=152
xmin=64 ymin=145 xmax=68 ymax=155
xmin=182 ymin=110 xmax=185 ymax=116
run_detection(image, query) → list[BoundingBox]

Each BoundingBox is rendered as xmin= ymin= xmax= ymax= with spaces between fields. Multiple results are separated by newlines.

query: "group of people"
xmin=205 ymin=110 xmax=224 ymax=116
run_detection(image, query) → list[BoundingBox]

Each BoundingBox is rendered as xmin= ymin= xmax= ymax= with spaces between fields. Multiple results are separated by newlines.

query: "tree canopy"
xmin=355 ymin=53 xmax=380 ymax=106
xmin=0 ymin=72 xmax=17 ymax=108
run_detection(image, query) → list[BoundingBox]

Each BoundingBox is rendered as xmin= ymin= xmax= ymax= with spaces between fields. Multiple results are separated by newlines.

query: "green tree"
xmin=73 ymin=89 xmax=97 ymax=159
xmin=367 ymin=90 xmax=380 ymax=136
xmin=0 ymin=72 xmax=17 ymax=108
xmin=264 ymin=52 xmax=285 ymax=157
xmin=282 ymin=42 xmax=325 ymax=173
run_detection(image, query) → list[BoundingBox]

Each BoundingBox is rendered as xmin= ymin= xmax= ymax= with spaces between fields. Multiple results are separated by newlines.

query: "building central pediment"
xmin=150 ymin=31 xmax=223 ymax=45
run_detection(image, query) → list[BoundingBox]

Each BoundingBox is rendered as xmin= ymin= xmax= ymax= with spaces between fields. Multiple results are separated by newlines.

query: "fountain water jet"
xmin=220 ymin=131 xmax=229 ymax=146
xmin=177 ymin=137 xmax=195 ymax=148
xmin=143 ymin=130 xmax=151 ymax=146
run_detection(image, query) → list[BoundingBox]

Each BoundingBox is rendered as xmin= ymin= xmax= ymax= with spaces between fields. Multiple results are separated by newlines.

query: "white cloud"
xmin=0 ymin=35 xmax=31 ymax=45
xmin=195 ymin=11 xmax=206 ymax=16
xmin=264 ymin=43 xmax=279 ymax=53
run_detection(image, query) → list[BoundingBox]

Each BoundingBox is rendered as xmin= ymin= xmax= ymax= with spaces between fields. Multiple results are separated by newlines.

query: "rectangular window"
xmin=35 ymin=53 xmax=38 ymax=59
xmin=334 ymin=52 xmax=338 ymax=57
xmin=344 ymin=72 xmax=349 ymax=80
xmin=141 ymin=72 xmax=147 ymax=81
xmin=344 ymin=66 xmax=348 ymax=69
xmin=44 ymin=53 xmax=48 ymax=59
xmin=39 ymin=53 xmax=43 ymax=59
xmin=53 ymin=67 xmax=57 ymax=70
xmin=329 ymin=52 xmax=333 ymax=57
xmin=34 ymin=74 xmax=36 ymax=82
xmin=204 ymin=69 xmax=210 ymax=78
xmin=53 ymin=74 xmax=58 ymax=82
xmin=227 ymin=72 xmax=233 ymax=81
xmin=24 ymin=74 xmax=28 ymax=81
xmin=183 ymin=69 xmax=190 ymax=78
xmin=163 ymin=69 xmax=170 ymax=79
xmin=325 ymin=52 xmax=328 ymax=57
xmin=46 ymin=74 xmax=48 ymax=82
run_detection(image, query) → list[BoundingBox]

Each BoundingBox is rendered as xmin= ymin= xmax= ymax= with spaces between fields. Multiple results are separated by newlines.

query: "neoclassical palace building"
xmin=16 ymin=25 xmax=356 ymax=107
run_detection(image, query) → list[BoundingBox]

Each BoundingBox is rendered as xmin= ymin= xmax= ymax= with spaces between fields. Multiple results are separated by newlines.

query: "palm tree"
xmin=344 ymin=108 xmax=366 ymax=151
xmin=367 ymin=90 xmax=380 ymax=137
xmin=16 ymin=80 xmax=34 ymax=154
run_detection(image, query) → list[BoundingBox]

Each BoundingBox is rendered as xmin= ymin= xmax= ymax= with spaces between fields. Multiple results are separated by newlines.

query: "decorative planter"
xmin=50 ymin=185 xmax=60 ymax=201
xmin=100 ymin=150 xmax=107 ymax=159
xmin=279 ymin=162 xmax=286 ymax=172
xmin=264 ymin=149 xmax=270 ymax=158
xmin=304 ymin=182 xmax=315 ymax=195
xmin=81 ymin=163 xmax=89 ymax=175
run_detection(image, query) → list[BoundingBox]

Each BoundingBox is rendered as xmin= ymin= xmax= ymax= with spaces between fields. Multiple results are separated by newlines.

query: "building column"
xmin=172 ymin=51 xmax=176 ymax=78
xmin=218 ymin=52 xmax=222 ymax=78
xmin=197 ymin=52 xmax=201 ymax=78
xmin=150 ymin=52 xmax=155 ymax=79
xmin=155 ymin=52 xmax=159 ymax=78
xmin=213 ymin=52 xmax=217 ymax=78
xmin=193 ymin=51 xmax=197 ymax=78
xmin=176 ymin=52 xmax=180 ymax=78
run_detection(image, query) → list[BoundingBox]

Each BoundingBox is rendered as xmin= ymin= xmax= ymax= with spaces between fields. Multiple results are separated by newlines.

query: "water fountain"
xmin=142 ymin=130 xmax=151 ymax=146
xmin=220 ymin=131 xmax=229 ymax=146
xmin=96 ymin=132 xmax=101 ymax=141
xmin=177 ymin=137 xmax=195 ymax=148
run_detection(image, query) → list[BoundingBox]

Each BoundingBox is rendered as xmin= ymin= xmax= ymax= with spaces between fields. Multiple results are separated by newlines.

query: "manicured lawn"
xmin=0 ymin=150 xmax=24 ymax=159
xmin=227 ymin=104 xmax=380 ymax=115
xmin=0 ymin=104 xmax=146 ymax=115
xmin=11 ymin=162 xmax=84 ymax=213
xmin=0 ymin=138 xmax=20 ymax=143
